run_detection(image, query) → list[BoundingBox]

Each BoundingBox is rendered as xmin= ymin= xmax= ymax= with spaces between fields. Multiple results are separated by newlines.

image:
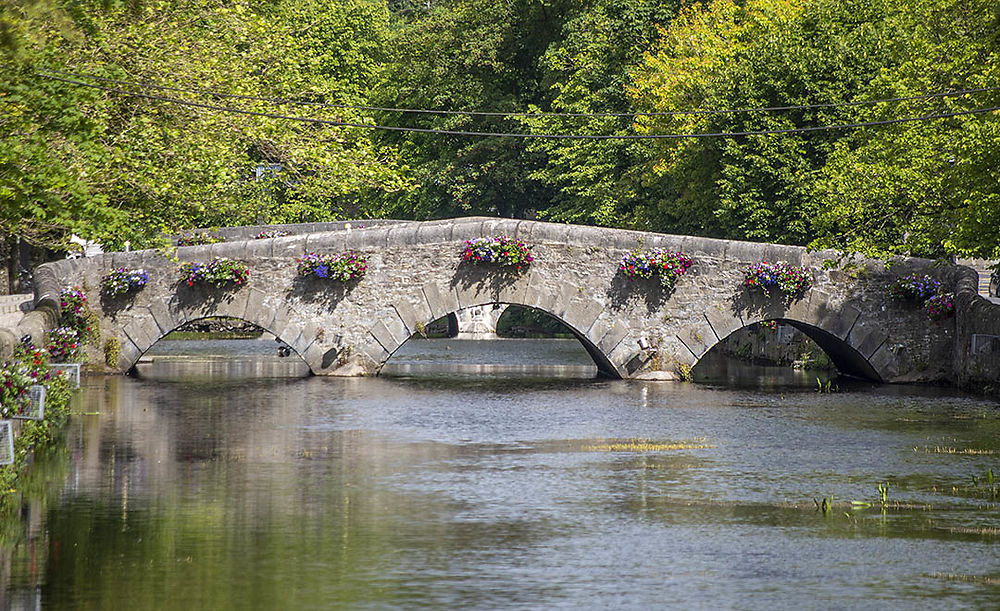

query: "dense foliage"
xmin=2 ymin=0 xmax=997 ymax=261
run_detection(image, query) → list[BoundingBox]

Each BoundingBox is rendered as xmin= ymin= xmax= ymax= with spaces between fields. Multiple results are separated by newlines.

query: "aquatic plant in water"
xmin=296 ymin=252 xmax=367 ymax=281
xmin=461 ymin=236 xmax=533 ymax=270
xmin=743 ymin=262 xmax=811 ymax=298
xmin=100 ymin=268 xmax=149 ymax=298
xmin=179 ymin=257 xmax=250 ymax=288
xmin=619 ymin=250 xmax=693 ymax=289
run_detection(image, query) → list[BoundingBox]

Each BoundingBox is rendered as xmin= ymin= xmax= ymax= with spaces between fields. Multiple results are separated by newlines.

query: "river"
xmin=3 ymin=339 xmax=999 ymax=609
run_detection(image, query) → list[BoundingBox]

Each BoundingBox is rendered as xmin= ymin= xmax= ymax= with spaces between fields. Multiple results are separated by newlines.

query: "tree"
xmin=630 ymin=0 xmax=903 ymax=244
xmin=373 ymin=0 xmax=578 ymax=220
xmin=518 ymin=0 xmax=678 ymax=228
xmin=1 ymin=0 xmax=411 ymax=251
xmin=808 ymin=0 xmax=1000 ymax=259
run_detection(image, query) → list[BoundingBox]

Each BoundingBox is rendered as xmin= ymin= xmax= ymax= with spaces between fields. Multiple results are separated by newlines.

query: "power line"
xmin=40 ymin=73 xmax=1000 ymax=140
xmin=40 ymin=68 xmax=1000 ymax=119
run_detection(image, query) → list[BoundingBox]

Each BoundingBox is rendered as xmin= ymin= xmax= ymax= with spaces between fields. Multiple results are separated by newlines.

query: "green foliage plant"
xmin=176 ymin=233 xmax=223 ymax=247
xmin=104 ymin=337 xmax=120 ymax=368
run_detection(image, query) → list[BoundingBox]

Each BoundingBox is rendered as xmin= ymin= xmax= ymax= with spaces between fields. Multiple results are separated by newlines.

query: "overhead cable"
xmin=39 ymin=69 xmax=1000 ymax=118
xmin=40 ymin=73 xmax=1000 ymax=140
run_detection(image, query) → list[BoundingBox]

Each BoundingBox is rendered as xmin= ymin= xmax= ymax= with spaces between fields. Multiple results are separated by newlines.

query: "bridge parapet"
xmin=25 ymin=217 xmax=969 ymax=384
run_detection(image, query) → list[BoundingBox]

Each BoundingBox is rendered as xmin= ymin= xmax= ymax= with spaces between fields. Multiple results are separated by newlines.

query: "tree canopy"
xmin=2 ymin=0 xmax=998 ymax=260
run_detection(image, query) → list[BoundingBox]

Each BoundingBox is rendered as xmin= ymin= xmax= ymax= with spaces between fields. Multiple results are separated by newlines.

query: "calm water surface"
xmin=3 ymin=339 xmax=1000 ymax=609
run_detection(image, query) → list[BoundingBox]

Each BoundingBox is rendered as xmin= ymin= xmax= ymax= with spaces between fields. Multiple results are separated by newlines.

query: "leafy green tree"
xmin=808 ymin=0 xmax=1000 ymax=259
xmin=518 ymin=0 xmax=677 ymax=228
xmin=1 ymin=0 xmax=411 ymax=251
xmin=630 ymin=0 xmax=899 ymax=245
xmin=373 ymin=0 xmax=579 ymax=220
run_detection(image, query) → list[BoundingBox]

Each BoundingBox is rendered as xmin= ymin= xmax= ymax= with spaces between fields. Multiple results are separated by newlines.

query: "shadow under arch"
xmin=694 ymin=318 xmax=882 ymax=382
xmin=373 ymin=302 xmax=622 ymax=379
xmin=118 ymin=312 xmax=311 ymax=375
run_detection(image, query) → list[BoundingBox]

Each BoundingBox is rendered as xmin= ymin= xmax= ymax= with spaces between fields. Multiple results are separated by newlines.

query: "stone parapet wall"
xmin=29 ymin=217 xmax=959 ymax=384
xmin=954 ymin=265 xmax=1000 ymax=392
xmin=0 ymin=294 xmax=32 ymax=329
xmin=186 ymin=219 xmax=412 ymax=242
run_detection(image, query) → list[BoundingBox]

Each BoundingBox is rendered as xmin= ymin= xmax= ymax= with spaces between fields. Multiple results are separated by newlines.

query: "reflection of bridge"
xmin=12 ymin=218 xmax=1000 ymax=384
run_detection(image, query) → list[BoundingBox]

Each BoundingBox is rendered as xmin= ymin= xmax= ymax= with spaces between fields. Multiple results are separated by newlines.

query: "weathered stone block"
xmin=146 ymin=300 xmax=177 ymax=335
xmin=422 ymin=282 xmax=460 ymax=320
xmin=850 ymin=324 xmax=889 ymax=358
xmin=598 ymin=321 xmax=629 ymax=354
xmin=369 ymin=319 xmax=400 ymax=353
xmin=393 ymin=295 xmax=433 ymax=335
xmin=563 ymin=299 xmax=604 ymax=336
xmin=117 ymin=336 xmax=141 ymax=371
xmin=703 ymin=307 xmax=743 ymax=341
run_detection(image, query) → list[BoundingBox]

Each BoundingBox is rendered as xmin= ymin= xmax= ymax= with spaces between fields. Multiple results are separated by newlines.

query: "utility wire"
xmin=39 ymin=68 xmax=1000 ymax=118
xmin=40 ymin=73 xmax=1000 ymax=140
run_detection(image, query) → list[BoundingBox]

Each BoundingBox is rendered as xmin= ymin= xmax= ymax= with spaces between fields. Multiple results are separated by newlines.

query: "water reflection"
xmin=384 ymin=338 xmax=598 ymax=378
xmin=2 ymin=344 xmax=999 ymax=608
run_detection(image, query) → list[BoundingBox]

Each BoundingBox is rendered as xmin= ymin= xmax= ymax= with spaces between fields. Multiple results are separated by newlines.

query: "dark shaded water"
xmin=3 ymin=340 xmax=1000 ymax=609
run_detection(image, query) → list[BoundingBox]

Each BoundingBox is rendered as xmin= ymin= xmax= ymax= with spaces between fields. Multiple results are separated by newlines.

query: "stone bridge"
xmin=13 ymin=217 xmax=1000 ymax=384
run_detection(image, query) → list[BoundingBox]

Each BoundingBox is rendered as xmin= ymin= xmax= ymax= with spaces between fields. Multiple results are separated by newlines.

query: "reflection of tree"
xmin=37 ymin=377 xmax=559 ymax=608
xmin=0 ymin=441 xmax=71 ymax=598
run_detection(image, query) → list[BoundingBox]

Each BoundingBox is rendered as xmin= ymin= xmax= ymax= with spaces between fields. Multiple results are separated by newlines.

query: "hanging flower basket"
xmin=461 ymin=236 xmax=534 ymax=271
xmin=743 ymin=261 xmax=811 ymax=298
xmin=60 ymin=286 xmax=87 ymax=319
xmin=179 ymin=257 xmax=250 ymax=288
xmin=255 ymin=229 xmax=289 ymax=239
xmin=0 ymin=347 xmax=50 ymax=418
xmin=46 ymin=326 xmax=82 ymax=361
xmin=101 ymin=268 xmax=149 ymax=298
xmin=889 ymin=274 xmax=940 ymax=302
xmin=296 ymin=252 xmax=367 ymax=282
xmin=924 ymin=293 xmax=955 ymax=321
xmin=619 ymin=250 xmax=693 ymax=289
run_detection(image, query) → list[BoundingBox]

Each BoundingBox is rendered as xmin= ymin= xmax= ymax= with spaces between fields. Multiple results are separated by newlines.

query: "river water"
xmin=3 ymin=339 xmax=1000 ymax=609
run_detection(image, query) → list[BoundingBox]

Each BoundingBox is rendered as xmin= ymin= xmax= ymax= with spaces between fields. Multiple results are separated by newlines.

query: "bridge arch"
xmin=363 ymin=298 xmax=622 ymax=378
xmin=114 ymin=288 xmax=312 ymax=373
xmin=685 ymin=290 xmax=890 ymax=382
xmin=693 ymin=317 xmax=882 ymax=382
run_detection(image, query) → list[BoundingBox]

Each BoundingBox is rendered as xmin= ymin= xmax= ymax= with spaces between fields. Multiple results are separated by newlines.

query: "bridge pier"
xmin=452 ymin=305 xmax=507 ymax=340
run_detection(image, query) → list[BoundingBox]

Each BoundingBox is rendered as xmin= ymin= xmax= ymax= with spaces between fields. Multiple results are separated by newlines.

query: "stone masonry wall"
xmin=32 ymin=217 xmax=957 ymax=382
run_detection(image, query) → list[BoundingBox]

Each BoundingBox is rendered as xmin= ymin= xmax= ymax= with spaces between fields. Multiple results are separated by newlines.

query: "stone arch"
xmin=114 ymin=287 xmax=314 ymax=374
xmin=687 ymin=292 xmax=891 ymax=382
xmin=358 ymin=285 xmax=624 ymax=378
